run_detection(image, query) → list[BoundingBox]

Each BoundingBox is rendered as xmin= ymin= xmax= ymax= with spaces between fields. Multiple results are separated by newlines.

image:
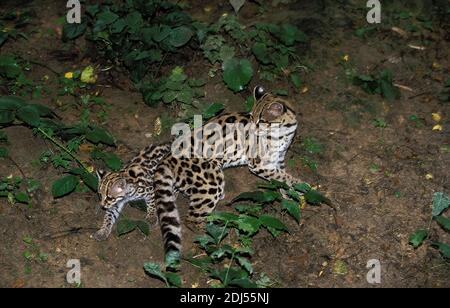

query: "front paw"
xmin=93 ymin=229 xmax=110 ymax=241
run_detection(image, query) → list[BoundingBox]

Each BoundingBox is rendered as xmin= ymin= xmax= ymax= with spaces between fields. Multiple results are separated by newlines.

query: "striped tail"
xmin=154 ymin=163 xmax=182 ymax=268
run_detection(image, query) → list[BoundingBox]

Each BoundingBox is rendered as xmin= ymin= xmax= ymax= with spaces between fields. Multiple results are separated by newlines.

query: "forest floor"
xmin=0 ymin=0 xmax=449 ymax=287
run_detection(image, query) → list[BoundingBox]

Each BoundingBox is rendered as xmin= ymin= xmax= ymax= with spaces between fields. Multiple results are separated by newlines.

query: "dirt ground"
xmin=0 ymin=0 xmax=449 ymax=288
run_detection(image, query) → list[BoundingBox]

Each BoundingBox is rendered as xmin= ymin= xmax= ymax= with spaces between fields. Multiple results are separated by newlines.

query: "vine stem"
xmin=36 ymin=127 xmax=89 ymax=172
xmin=224 ymin=252 xmax=236 ymax=287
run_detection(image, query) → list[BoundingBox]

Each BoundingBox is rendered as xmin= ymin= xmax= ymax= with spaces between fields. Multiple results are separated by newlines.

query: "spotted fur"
xmin=154 ymin=86 xmax=302 ymax=261
xmin=94 ymin=143 xmax=170 ymax=241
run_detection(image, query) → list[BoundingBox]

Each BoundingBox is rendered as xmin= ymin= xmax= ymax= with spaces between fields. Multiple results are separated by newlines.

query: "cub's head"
xmin=96 ymin=170 xmax=129 ymax=209
xmin=251 ymin=86 xmax=297 ymax=126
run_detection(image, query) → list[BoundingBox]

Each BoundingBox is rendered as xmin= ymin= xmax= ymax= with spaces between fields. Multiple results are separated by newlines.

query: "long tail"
xmin=154 ymin=162 xmax=182 ymax=265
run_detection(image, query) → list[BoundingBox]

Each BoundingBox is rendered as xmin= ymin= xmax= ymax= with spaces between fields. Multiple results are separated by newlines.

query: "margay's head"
xmin=96 ymin=170 xmax=129 ymax=209
xmin=251 ymin=86 xmax=297 ymax=126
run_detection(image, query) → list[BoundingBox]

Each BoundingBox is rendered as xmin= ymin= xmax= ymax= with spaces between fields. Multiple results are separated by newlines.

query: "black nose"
xmin=254 ymin=86 xmax=266 ymax=100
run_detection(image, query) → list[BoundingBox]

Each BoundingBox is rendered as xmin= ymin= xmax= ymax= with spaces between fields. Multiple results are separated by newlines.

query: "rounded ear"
xmin=262 ymin=102 xmax=284 ymax=121
xmin=96 ymin=169 xmax=106 ymax=181
xmin=253 ymin=86 xmax=266 ymax=101
xmin=111 ymin=179 xmax=126 ymax=195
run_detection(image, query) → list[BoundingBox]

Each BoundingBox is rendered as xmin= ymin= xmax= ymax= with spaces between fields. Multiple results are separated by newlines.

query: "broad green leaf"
xmin=219 ymin=45 xmax=235 ymax=63
xmin=431 ymin=242 xmax=450 ymax=259
xmin=293 ymin=182 xmax=311 ymax=193
xmin=0 ymin=147 xmax=7 ymax=158
xmin=229 ymin=278 xmax=257 ymax=288
xmin=80 ymin=171 xmax=98 ymax=192
xmin=233 ymin=204 xmax=262 ymax=216
xmin=211 ymin=244 xmax=234 ymax=259
xmin=153 ymin=25 xmax=171 ymax=42
xmin=167 ymin=26 xmax=193 ymax=47
xmin=62 ymin=21 xmax=87 ymax=40
xmin=236 ymin=255 xmax=253 ymax=274
xmin=281 ymin=199 xmax=301 ymax=222
xmin=252 ymin=42 xmax=271 ymax=65
xmin=85 ymin=126 xmax=115 ymax=146
xmin=206 ymin=223 xmax=228 ymax=244
xmin=136 ymin=220 xmax=150 ymax=236
xmin=17 ymin=105 xmax=40 ymax=127
xmin=435 ymin=216 xmax=450 ymax=232
xmin=409 ymin=229 xmax=428 ymax=248
xmin=304 ymin=189 xmax=331 ymax=205
xmin=28 ymin=104 xmax=54 ymax=117
xmin=15 ymin=192 xmax=29 ymax=204
xmin=143 ymin=262 xmax=168 ymax=285
xmin=94 ymin=10 xmax=119 ymax=32
xmin=202 ymin=103 xmax=224 ymax=120
xmin=259 ymin=215 xmax=288 ymax=232
xmin=125 ymin=11 xmax=143 ymax=34
xmin=0 ymin=111 xmax=14 ymax=125
xmin=236 ymin=215 xmax=261 ymax=234
xmin=432 ymin=192 xmax=450 ymax=217
xmin=0 ymin=55 xmax=21 ymax=78
xmin=165 ymin=272 xmax=182 ymax=288
xmin=52 ymin=175 xmax=78 ymax=198
xmin=0 ymin=96 xmax=25 ymax=111
xmin=232 ymin=190 xmax=280 ymax=204
xmin=222 ymin=58 xmax=253 ymax=92
xmin=117 ymin=219 xmax=137 ymax=236
xmin=290 ymin=73 xmax=302 ymax=88
xmin=257 ymin=179 xmax=289 ymax=191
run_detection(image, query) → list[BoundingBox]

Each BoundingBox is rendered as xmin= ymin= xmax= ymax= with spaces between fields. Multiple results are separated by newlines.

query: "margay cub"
xmin=95 ymin=86 xmax=302 ymax=265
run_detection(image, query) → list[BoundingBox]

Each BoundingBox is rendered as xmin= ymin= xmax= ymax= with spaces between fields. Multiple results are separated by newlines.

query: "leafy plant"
xmin=0 ymin=176 xmax=33 ymax=206
xmin=409 ymin=192 xmax=450 ymax=261
xmin=353 ymin=70 xmax=400 ymax=101
xmin=141 ymin=66 xmax=205 ymax=107
xmin=145 ymin=180 xmax=329 ymax=287
xmin=117 ymin=218 xmax=150 ymax=237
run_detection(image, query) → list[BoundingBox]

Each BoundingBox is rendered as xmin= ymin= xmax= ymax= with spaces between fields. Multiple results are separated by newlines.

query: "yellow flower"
xmin=64 ymin=72 xmax=74 ymax=79
xmin=342 ymin=54 xmax=349 ymax=62
xmin=432 ymin=124 xmax=443 ymax=131
xmin=431 ymin=113 xmax=441 ymax=122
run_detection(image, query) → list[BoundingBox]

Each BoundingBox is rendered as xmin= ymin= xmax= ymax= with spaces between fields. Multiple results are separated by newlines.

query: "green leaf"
xmin=290 ymin=73 xmax=302 ymax=88
xmin=143 ymin=262 xmax=168 ymax=285
xmin=259 ymin=215 xmax=288 ymax=232
xmin=432 ymin=192 xmax=450 ymax=217
xmin=0 ymin=55 xmax=21 ymax=78
xmin=281 ymin=199 xmax=301 ymax=222
xmin=293 ymin=182 xmax=311 ymax=193
xmin=202 ymin=103 xmax=224 ymax=120
xmin=62 ymin=21 xmax=87 ymax=40
xmin=0 ymin=96 xmax=25 ymax=111
xmin=167 ymin=26 xmax=193 ymax=47
xmin=85 ymin=126 xmax=115 ymax=146
xmin=153 ymin=25 xmax=171 ymax=42
xmin=229 ymin=277 xmax=257 ymax=288
xmin=222 ymin=58 xmax=253 ymax=92
xmin=431 ymin=242 xmax=450 ymax=260
xmin=252 ymin=42 xmax=271 ymax=65
xmin=16 ymin=105 xmax=40 ymax=127
xmin=304 ymin=189 xmax=331 ymax=205
xmin=136 ymin=220 xmax=150 ymax=236
xmin=15 ymin=192 xmax=30 ymax=204
xmin=165 ymin=272 xmax=182 ymax=288
xmin=0 ymin=147 xmax=7 ymax=158
xmin=0 ymin=111 xmax=14 ymax=125
xmin=52 ymin=175 xmax=78 ymax=198
xmin=209 ymin=212 xmax=239 ymax=222
xmin=235 ymin=255 xmax=253 ymax=274
xmin=236 ymin=215 xmax=261 ymax=234
xmin=257 ymin=179 xmax=289 ymax=191
xmin=80 ymin=171 xmax=98 ymax=192
xmin=435 ymin=216 xmax=450 ymax=232
xmin=409 ymin=229 xmax=428 ymax=248
xmin=233 ymin=190 xmax=280 ymax=204
xmin=206 ymin=223 xmax=228 ymax=244
xmin=94 ymin=10 xmax=119 ymax=32
xmin=117 ymin=219 xmax=137 ymax=236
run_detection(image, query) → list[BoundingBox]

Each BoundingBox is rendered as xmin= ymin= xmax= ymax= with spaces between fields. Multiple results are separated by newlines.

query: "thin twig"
xmin=37 ymin=127 xmax=89 ymax=172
